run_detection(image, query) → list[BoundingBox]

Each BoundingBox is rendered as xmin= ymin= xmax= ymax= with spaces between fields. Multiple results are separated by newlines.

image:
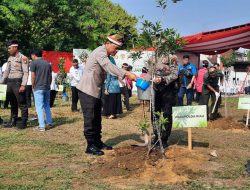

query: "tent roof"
xmin=182 ymin=23 xmax=250 ymax=55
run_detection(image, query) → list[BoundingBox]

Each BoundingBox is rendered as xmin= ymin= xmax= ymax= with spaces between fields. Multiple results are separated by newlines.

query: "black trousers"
xmin=6 ymin=80 xmax=28 ymax=120
xmin=199 ymin=87 xmax=221 ymax=118
xmin=154 ymin=84 xmax=176 ymax=141
xmin=4 ymin=94 xmax=10 ymax=108
xmin=71 ymin=86 xmax=79 ymax=111
xmin=25 ymin=85 xmax=33 ymax=107
xmin=195 ymin=92 xmax=202 ymax=103
xmin=120 ymin=86 xmax=130 ymax=110
xmin=78 ymin=91 xmax=102 ymax=146
xmin=50 ymin=90 xmax=57 ymax=107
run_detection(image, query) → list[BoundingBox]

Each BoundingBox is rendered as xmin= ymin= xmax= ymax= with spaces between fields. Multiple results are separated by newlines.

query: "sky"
xmin=111 ymin=0 xmax=250 ymax=36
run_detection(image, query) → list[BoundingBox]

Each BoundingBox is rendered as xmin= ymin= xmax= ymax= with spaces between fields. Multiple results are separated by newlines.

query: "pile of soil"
xmin=91 ymin=146 xmax=218 ymax=185
xmin=208 ymin=117 xmax=246 ymax=130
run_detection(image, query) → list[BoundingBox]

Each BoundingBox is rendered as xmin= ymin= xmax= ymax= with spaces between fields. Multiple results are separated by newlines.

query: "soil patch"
xmin=91 ymin=145 xmax=219 ymax=185
xmin=208 ymin=117 xmax=246 ymax=130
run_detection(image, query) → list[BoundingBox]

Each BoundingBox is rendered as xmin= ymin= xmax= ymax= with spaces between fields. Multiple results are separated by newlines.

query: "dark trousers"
xmin=79 ymin=91 xmax=102 ymax=146
xmin=120 ymin=86 xmax=130 ymax=110
xmin=4 ymin=94 xmax=10 ymax=108
xmin=245 ymin=86 xmax=250 ymax=94
xmin=7 ymin=80 xmax=28 ymax=120
xmin=199 ymin=87 xmax=221 ymax=119
xmin=71 ymin=86 xmax=79 ymax=111
xmin=154 ymin=85 xmax=176 ymax=142
xmin=178 ymin=87 xmax=193 ymax=106
xmin=50 ymin=90 xmax=57 ymax=107
xmin=195 ymin=92 xmax=202 ymax=103
xmin=26 ymin=85 xmax=33 ymax=107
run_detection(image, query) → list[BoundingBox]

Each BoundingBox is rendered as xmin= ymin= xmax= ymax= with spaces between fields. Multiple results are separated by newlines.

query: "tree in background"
xmin=132 ymin=0 xmax=184 ymax=157
xmin=247 ymin=50 xmax=250 ymax=62
xmin=0 ymin=0 xmax=137 ymax=61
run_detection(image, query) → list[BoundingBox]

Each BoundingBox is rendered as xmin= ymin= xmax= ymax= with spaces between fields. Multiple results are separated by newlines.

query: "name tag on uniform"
xmin=0 ymin=84 xmax=7 ymax=101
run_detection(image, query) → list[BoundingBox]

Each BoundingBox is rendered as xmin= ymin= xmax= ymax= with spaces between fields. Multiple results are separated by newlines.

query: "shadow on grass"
xmin=105 ymin=133 xmax=144 ymax=146
xmin=169 ymin=129 xmax=209 ymax=148
xmin=27 ymin=117 xmax=80 ymax=129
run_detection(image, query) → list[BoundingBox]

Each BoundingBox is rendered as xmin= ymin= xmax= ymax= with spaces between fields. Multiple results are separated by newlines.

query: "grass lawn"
xmin=0 ymin=96 xmax=249 ymax=190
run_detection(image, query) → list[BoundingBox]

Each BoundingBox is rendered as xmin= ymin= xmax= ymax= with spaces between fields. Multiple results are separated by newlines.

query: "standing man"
xmin=178 ymin=55 xmax=197 ymax=106
xmin=199 ymin=66 xmax=224 ymax=120
xmin=77 ymin=34 xmax=136 ymax=156
xmin=69 ymin=59 xmax=83 ymax=112
xmin=50 ymin=71 xmax=58 ymax=107
xmin=0 ymin=40 xmax=29 ymax=129
xmin=120 ymin=63 xmax=131 ymax=111
xmin=194 ymin=60 xmax=209 ymax=102
xmin=143 ymin=55 xmax=179 ymax=148
xmin=30 ymin=49 xmax=52 ymax=131
xmin=26 ymin=60 xmax=33 ymax=108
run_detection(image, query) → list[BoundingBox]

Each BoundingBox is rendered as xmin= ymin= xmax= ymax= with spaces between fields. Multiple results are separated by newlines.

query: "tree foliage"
xmin=220 ymin=52 xmax=236 ymax=68
xmin=0 ymin=0 xmax=137 ymax=62
xmin=247 ymin=50 xmax=250 ymax=62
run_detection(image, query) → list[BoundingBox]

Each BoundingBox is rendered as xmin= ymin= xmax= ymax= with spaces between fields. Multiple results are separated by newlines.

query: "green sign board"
xmin=238 ymin=97 xmax=250 ymax=110
xmin=172 ymin=105 xmax=207 ymax=128
xmin=0 ymin=85 xmax=7 ymax=101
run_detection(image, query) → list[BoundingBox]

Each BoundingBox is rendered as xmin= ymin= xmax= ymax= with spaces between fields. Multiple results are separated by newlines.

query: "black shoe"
xmin=210 ymin=114 xmax=216 ymax=121
xmin=18 ymin=119 xmax=27 ymax=129
xmin=71 ymin=109 xmax=78 ymax=112
xmin=96 ymin=142 xmax=113 ymax=150
xmin=215 ymin=112 xmax=223 ymax=119
xmin=85 ymin=145 xmax=104 ymax=156
xmin=162 ymin=141 xmax=169 ymax=149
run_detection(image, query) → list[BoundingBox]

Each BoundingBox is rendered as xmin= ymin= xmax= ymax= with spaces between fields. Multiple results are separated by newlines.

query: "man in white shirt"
xmin=69 ymin=59 xmax=83 ymax=112
xmin=26 ymin=60 xmax=33 ymax=108
xmin=50 ymin=71 xmax=58 ymax=107
xmin=1 ymin=62 xmax=10 ymax=109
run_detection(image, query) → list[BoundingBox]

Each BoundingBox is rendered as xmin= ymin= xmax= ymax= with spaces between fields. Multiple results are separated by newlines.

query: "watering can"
xmin=136 ymin=78 xmax=150 ymax=91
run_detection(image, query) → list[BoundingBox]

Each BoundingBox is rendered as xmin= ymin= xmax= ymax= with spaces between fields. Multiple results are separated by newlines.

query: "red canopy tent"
xmin=42 ymin=50 xmax=73 ymax=73
xmin=183 ymin=23 xmax=250 ymax=55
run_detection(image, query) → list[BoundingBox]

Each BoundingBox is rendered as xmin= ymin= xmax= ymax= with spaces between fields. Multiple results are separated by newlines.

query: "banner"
xmin=42 ymin=51 xmax=73 ymax=73
xmin=73 ymin=49 xmax=91 ymax=65
xmin=172 ymin=105 xmax=207 ymax=128
xmin=238 ymin=96 xmax=250 ymax=110
xmin=0 ymin=84 xmax=7 ymax=101
xmin=113 ymin=50 xmax=154 ymax=77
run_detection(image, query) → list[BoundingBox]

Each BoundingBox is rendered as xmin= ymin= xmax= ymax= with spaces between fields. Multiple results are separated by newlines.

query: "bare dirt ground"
xmin=0 ymin=97 xmax=249 ymax=190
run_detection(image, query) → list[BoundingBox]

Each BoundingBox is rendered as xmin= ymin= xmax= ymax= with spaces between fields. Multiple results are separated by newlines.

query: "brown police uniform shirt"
xmin=1 ymin=52 xmax=29 ymax=86
xmin=76 ymin=45 xmax=126 ymax=99
xmin=143 ymin=58 xmax=178 ymax=85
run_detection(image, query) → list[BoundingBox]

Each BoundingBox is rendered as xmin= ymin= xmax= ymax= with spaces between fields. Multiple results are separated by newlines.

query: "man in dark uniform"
xmin=77 ymin=34 xmax=136 ymax=156
xmin=0 ymin=40 xmax=29 ymax=129
xmin=144 ymin=55 xmax=179 ymax=148
xmin=199 ymin=66 xmax=224 ymax=120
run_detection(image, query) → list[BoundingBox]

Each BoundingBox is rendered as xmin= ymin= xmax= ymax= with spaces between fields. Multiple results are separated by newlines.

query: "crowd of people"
xmin=0 ymin=34 xmax=230 ymax=156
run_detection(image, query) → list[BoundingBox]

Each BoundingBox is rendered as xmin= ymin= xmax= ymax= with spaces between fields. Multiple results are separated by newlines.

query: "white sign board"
xmin=172 ymin=105 xmax=207 ymax=128
xmin=238 ymin=96 xmax=250 ymax=110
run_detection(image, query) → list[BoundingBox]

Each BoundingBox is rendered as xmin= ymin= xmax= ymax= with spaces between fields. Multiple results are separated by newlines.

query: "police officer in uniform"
xmin=1 ymin=40 xmax=29 ymax=129
xmin=144 ymin=55 xmax=179 ymax=148
xmin=199 ymin=66 xmax=224 ymax=120
xmin=77 ymin=34 xmax=136 ymax=156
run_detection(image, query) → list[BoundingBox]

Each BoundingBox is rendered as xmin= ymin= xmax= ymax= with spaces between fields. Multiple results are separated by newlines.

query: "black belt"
xmin=7 ymin=78 xmax=22 ymax=83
